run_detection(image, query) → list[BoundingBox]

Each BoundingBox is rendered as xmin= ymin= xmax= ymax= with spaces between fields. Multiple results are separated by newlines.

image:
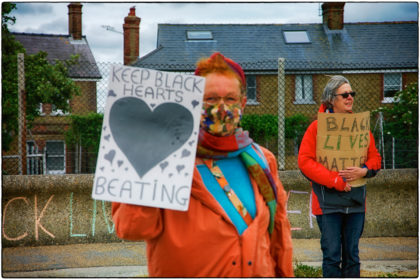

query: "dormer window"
xmin=187 ymin=31 xmax=213 ymax=40
xmin=283 ymin=31 xmax=310 ymax=44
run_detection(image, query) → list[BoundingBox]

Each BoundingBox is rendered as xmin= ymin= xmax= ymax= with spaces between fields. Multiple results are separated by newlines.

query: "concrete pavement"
xmin=292 ymin=237 xmax=418 ymax=277
xmin=2 ymin=237 xmax=418 ymax=277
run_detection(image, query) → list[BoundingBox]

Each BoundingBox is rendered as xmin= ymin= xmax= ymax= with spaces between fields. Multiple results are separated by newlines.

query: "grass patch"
xmin=361 ymin=271 xmax=414 ymax=278
xmin=293 ymin=262 xmax=322 ymax=277
xmin=294 ymin=262 xmax=415 ymax=278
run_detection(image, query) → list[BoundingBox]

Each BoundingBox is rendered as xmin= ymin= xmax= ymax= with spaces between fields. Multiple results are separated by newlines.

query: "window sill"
xmin=246 ymin=100 xmax=260 ymax=106
xmin=47 ymin=170 xmax=66 ymax=175
xmin=40 ymin=112 xmax=70 ymax=116
xmin=381 ymin=98 xmax=395 ymax=104
xmin=293 ymin=100 xmax=316 ymax=105
xmin=50 ymin=111 xmax=70 ymax=116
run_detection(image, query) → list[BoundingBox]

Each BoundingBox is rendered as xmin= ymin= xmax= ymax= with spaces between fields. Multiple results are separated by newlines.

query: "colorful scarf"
xmin=197 ymin=128 xmax=278 ymax=234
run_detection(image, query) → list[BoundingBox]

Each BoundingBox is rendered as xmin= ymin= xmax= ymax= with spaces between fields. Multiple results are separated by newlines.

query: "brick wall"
xmin=71 ymin=81 xmax=97 ymax=114
xmin=246 ymin=72 xmax=417 ymax=119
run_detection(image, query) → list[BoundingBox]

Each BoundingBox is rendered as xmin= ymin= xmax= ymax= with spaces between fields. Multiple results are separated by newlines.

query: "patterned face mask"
xmin=200 ymin=103 xmax=242 ymax=136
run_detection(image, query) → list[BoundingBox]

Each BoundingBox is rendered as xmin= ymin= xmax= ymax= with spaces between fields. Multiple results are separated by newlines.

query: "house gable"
xmin=12 ymin=32 xmax=101 ymax=79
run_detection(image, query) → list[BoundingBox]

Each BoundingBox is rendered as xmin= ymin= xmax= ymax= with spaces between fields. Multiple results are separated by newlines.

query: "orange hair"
xmin=195 ymin=53 xmax=246 ymax=94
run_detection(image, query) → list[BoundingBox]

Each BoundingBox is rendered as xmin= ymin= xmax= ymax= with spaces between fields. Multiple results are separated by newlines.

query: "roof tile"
xmin=134 ymin=22 xmax=418 ymax=72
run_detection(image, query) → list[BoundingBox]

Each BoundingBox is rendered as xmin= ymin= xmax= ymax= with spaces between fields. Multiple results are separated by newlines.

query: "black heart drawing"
xmin=191 ymin=100 xmax=199 ymax=108
xmin=176 ymin=165 xmax=185 ymax=174
xmin=181 ymin=149 xmax=191 ymax=158
xmin=104 ymin=150 xmax=116 ymax=165
xmin=109 ymin=97 xmax=194 ymax=178
xmin=159 ymin=161 xmax=169 ymax=172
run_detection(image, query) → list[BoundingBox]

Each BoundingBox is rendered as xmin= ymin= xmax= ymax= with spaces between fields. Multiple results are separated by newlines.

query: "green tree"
xmin=373 ymin=82 xmax=418 ymax=168
xmin=373 ymin=82 xmax=418 ymax=139
xmin=2 ymin=3 xmax=81 ymax=151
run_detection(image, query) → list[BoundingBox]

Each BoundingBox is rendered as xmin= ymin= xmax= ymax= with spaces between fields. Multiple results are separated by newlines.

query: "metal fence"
xmin=2 ymin=58 xmax=417 ymax=175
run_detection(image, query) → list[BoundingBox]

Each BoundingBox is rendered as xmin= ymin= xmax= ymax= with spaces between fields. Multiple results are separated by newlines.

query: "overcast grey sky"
xmin=9 ymin=1 xmax=419 ymax=63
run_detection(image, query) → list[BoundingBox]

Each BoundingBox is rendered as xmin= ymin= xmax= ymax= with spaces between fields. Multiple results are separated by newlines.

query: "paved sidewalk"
xmin=2 ymin=237 xmax=418 ymax=277
xmin=293 ymin=237 xmax=418 ymax=277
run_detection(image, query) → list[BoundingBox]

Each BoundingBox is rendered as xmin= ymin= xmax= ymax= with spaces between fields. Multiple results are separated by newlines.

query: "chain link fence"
xmin=2 ymin=58 xmax=417 ymax=175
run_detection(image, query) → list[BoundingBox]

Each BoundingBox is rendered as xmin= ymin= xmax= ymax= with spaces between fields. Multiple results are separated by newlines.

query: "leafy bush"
xmin=285 ymin=114 xmax=311 ymax=140
xmin=241 ymin=114 xmax=277 ymax=143
xmin=241 ymin=113 xmax=310 ymax=139
xmin=65 ymin=112 xmax=103 ymax=158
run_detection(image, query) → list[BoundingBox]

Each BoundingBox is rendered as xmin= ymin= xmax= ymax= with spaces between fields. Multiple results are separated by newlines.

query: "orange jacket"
xmin=112 ymin=147 xmax=294 ymax=277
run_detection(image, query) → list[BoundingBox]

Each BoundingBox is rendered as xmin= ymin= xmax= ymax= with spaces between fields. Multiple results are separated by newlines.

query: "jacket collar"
xmin=319 ymin=104 xmax=353 ymax=114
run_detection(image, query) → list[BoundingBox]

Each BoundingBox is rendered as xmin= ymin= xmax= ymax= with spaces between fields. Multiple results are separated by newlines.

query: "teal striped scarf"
xmin=197 ymin=129 xmax=278 ymax=234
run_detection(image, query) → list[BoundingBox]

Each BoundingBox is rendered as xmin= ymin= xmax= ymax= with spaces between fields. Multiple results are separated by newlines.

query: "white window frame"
xmin=50 ymin=103 xmax=69 ymax=116
xmin=39 ymin=101 xmax=70 ymax=116
xmin=383 ymin=73 xmax=402 ymax=103
xmin=186 ymin=31 xmax=213 ymax=40
xmin=245 ymin=75 xmax=259 ymax=105
xmin=283 ymin=31 xmax=311 ymax=44
xmin=45 ymin=140 xmax=66 ymax=174
xmin=26 ymin=140 xmax=44 ymax=175
xmin=294 ymin=75 xmax=315 ymax=104
xmin=38 ymin=103 xmax=45 ymax=116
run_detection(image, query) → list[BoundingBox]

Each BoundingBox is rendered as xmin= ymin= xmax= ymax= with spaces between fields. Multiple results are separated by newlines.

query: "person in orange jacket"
xmin=298 ymin=75 xmax=381 ymax=277
xmin=112 ymin=52 xmax=294 ymax=277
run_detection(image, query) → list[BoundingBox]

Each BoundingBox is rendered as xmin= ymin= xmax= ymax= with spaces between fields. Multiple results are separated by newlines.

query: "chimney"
xmin=68 ymin=2 xmax=83 ymax=40
xmin=322 ymin=2 xmax=345 ymax=30
xmin=123 ymin=6 xmax=140 ymax=65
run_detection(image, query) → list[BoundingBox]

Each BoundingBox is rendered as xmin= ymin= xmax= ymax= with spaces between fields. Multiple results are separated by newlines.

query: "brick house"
xmin=8 ymin=3 xmax=101 ymax=175
xmin=123 ymin=3 xmax=417 ymax=120
xmin=119 ymin=3 xmax=417 ymax=170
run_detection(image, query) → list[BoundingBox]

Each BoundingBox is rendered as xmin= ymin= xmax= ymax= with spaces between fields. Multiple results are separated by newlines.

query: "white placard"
xmin=92 ymin=64 xmax=205 ymax=211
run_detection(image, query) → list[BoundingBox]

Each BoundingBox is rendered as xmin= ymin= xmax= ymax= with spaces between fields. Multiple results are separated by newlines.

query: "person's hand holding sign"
xmin=339 ymin=167 xmax=368 ymax=183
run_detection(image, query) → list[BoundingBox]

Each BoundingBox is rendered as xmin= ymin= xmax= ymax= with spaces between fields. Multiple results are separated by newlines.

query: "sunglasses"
xmin=335 ymin=92 xmax=356 ymax=99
